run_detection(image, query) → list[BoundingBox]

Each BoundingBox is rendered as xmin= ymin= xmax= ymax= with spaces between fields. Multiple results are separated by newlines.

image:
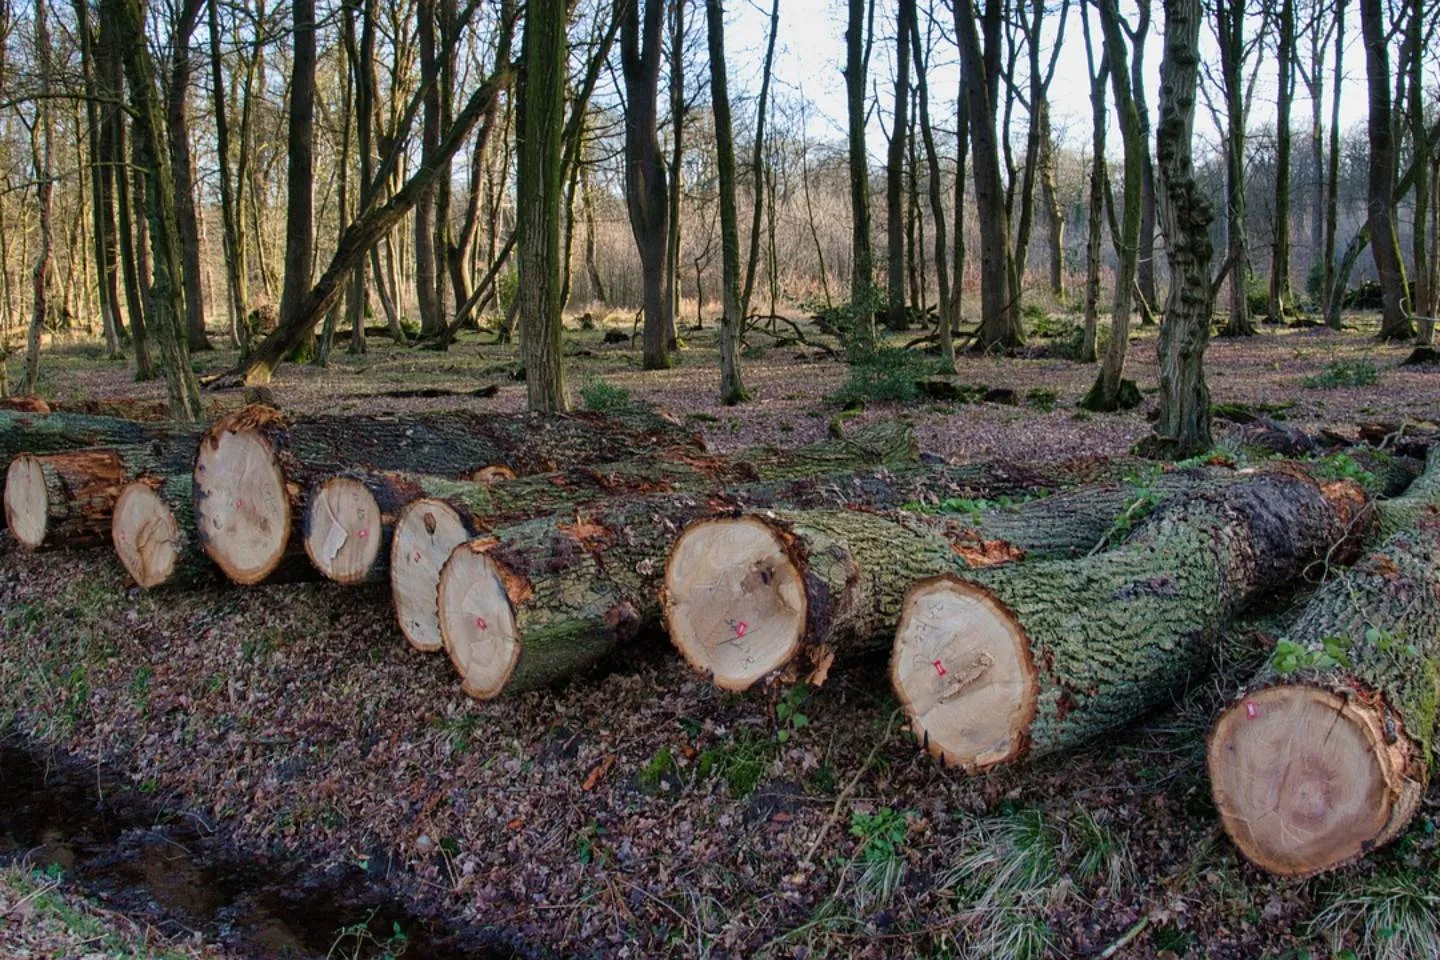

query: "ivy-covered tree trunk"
xmin=102 ymin=0 xmax=203 ymax=420
xmin=516 ymin=0 xmax=569 ymax=411
xmin=1144 ymin=0 xmax=1215 ymax=458
xmin=705 ymin=0 xmax=748 ymax=405
xmin=1359 ymin=0 xmax=1412 ymax=341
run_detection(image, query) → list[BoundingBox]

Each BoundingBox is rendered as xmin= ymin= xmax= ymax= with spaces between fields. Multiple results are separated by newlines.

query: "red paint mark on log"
xmin=933 ymin=659 xmax=947 ymax=677
xmin=1246 ymin=701 xmax=1258 ymax=720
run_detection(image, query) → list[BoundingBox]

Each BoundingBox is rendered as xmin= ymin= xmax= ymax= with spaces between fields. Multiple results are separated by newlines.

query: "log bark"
xmin=888 ymin=469 xmax=1369 ymax=772
xmin=662 ymin=467 xmax=1244 ymax=691
xmin=192 ymin=404 xmax=700 ymax=585
xmin=312 ymin=420 xmax=917 ymax=585
xmin=1209 ymin=455 xmax=1440 ymax=876
xmin=1 ymin=410 xmax=201 ymax=467
xmin=4 ymin=437 xmax=199 ymax=549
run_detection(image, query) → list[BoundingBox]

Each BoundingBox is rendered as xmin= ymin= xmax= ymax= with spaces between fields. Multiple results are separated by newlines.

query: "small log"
xmin=661 ymin=467 xmax=1238 ymax=690
xmin=888 ymin=469 xmax=1369 ymax=773
xmin=310 ymin=419 xmax=919 ymax=585
xmin=4 ymin=435 xmax=199 ymax=550
xmin=192 ymin=404 xmax=702 ymax=585
xmin=1208 ymin=456 xmax=1440 ymax=877
xmin=111 ymin=476 xmax=213 ymax=588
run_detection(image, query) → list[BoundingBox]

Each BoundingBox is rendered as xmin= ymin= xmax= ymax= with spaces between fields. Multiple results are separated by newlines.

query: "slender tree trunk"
xmin=1267 ymin=0 xmax=1294 ymax=322
xmin=664 ymin=0 xmax=685 ymax=338
xmin=21 ymin=0 xmax=53 ymax=396
xmin=1145 ymin=0 xmax=1215 ymax=458
xmin=910 ymin=13 xmax=953 ymax=372
xmin=739 ymin=0 xmax=779 ymax=323
xmin=76 ymin=0 xmax=121 ymax=358
xmin=1038 ymin=101 xmax=1065 ymax=299
xmin=1080 ymin=12 xmax=1108 ymax=366
xmin=516 ymin=0 xmax=569 ymax=410
xmin=582 ymin=164 xmax=607 ymax=304
xmin=883 ymin=0 xmax=913 ymax=331
xmin=706 ymin=0 xmax=747 ymax=404
xmin=1359 ymin=0 xmax=1412 ymax=340
xmin=1131 ymin=0 xmax=1158 ymax=313
xmin=844 ymin=0 xmax=874 ymax=328
xmin=951 ymin=92 xmax=968 ymax=325
xmin=621 ymin=0 xmax=673 ymax=370
xmin=167 ymin=0 xmax=211 ymax=351
xmin=955 ymin=0 xmax=1022 ymax=350
xmin=1322 ymin=0 xmax=1345 ymax=328
xmin=103 ymin=0 xmax=204 ymax=419
xmin=1216 ymin=0 xmax=1254 ymax=337
xmin=208 ymin=0 xmax=249 ymax=356
xmin=412 ymin=0 xmax=443 ymax=337
xmin=278 ymin=0 xmax=317 ymax=360
xmin=1405 ymin=0 xmax=1432 ymax=341
xmin=112 ymin=56 xmax=153 ymax=379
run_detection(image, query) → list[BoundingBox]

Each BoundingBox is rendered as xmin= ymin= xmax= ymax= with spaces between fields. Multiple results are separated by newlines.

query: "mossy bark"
xmin=960 ymin=470 xmax=1367 ymax=763
xmin=1 ymin=410 xmax=202 ymax=468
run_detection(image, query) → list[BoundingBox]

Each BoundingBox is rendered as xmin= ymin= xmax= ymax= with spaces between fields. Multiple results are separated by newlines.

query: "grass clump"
xmin=1309 ymin=859 xmax=1440 ymax=960
xmin=579 ymin=378 xmax=631 ymax=411
xmin=1303 ymin=359 xmax=1380 ymax=389
xmin=849 ymin=806 xmax=911 ymax=908
xmin=831 ymin=347 xmax=937 ymax=405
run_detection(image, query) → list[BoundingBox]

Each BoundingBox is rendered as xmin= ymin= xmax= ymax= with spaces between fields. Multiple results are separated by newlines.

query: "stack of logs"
xmin=3 ymin=401 xmax=1438 ymax=880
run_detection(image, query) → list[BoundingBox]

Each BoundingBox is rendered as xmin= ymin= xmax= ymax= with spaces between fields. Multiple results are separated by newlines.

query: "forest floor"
xmin=2 ymin=307 xmax=1439 ymax=959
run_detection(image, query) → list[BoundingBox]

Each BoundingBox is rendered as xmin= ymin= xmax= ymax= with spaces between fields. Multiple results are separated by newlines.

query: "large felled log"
xmin=399 ymin=422 xmax=918 ymax=654
xmin=886 ymin=469 xmax=1369 ymax=773
xmin=660 ymin=467 xmax=1242 ymax=690
xmin=1208 ymin=459 xmax=1440 ymax=877
xmin=192 ymin=404 xmax=701 ymax=585
xmin=0 ymin=409 xmax=201 ymax=467
xmin=4 ymin=433 xmax=201 ymax=549
xmin=312 ymin=419 xmax=918 ymax=585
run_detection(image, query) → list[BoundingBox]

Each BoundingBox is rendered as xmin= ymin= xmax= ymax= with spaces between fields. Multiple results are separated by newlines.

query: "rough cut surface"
xmin=112 ymin=476 xmax=212 ymax=588
xmin=1209 ymin=458 xmax=1440 ymax=876
xmin=892 ymin=470 xmax=1370 ymax=772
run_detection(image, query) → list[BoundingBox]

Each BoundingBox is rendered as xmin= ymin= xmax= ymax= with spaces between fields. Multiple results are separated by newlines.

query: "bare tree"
xmin=910 ymin=0 xmax=953 ymax=370
xmin=1359 ymin=0 xmax=1412 ymax=340
xmin=167 ymin=0 xmax=212 ymax=350
xmin=705 ymin=0 xmax=747 ymax=403
xmin=844 ymin=0 xmax=875 ymax=325
xmin=21 ymin=0 xmax=54 ymax=394
xmin=1266 ymin=0 xmax=1295 ymax=322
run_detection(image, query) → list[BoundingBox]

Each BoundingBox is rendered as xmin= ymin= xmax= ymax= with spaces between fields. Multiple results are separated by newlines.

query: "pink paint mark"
xmin=933 ymin=659 xmax=947 ymax=677
xmin=1245 ymin=702 xmax=1258 ymax=720
xmin=357 ymin=528 xmax=369 ymax=539
xmin=475 ymin=616 xmax=488 ymax=631
xmin=413 ymin=551 xmax=423 ymax=563
xmin=734 ymin=620 xmax=748 ymax=638
xmin=236 ymin=498 xmax=245 ymax=509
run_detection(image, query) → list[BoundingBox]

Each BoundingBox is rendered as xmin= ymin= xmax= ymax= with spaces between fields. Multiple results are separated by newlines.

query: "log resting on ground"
xmin=1208 ymin=457 xmax=1440 ymax=877
xmin=4 ymin=435 xmax=201 ymax=550
xmin=398 ymin=421 xmax=918 ymax=654
xmin=111 ymin=476 xmax=216 ymax=588
xmin=315 ymin=419 xmax=918 ymax=585
xmin=192 ymin=404 xmax=702 ymax=585
xmin=661 ymin=465 xmax=1248 ymax=690
xmin=886 ymin=468 xmax=1369 ymax=773
xmin=0 ymin=409 xmax=202 ymax=467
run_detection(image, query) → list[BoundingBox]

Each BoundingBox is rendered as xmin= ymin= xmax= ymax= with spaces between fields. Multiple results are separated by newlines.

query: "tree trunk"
xmin=1209 ymin=455 xmax=1440 ymax=877
xmin=1216 ymin=0 xmax=1255 ymax=337
xmin=705 ymin=0 xmax=748 ymax=405
xmin=738 ymin=0 xmax=779 ymax=324
xmin=1359 ymin=0 xmax=1412 ymax=340
xmin=1405 ymin=0 xmax=1432 ymax=340
xmin=1267 ymin=0 xmax=1295 ymax=322
xmin=412 ymin=0 xmax=443 ymax=337
xmin=516 ymin=0 xmax=569 ymax=409
xmin=845 ymin=0 xmax=874 ymax=323
xmin=167 ymin=0 xmax=212 ymax=351
xmin=278 ymin=0 xmax=317 ymax=360
xmin=956 ymin=0 xmax=1022 ymax=350
xmin=1321 ymin=0 xmax=1345 ymax=329
xmin=910 ymin=15 xmax=953 ymax=372
xmin=104 ymin=0 xmax=204 ymax=419
xmin=191 ymin=405 xmax=692 ymax=585
xmin=883 ymin=0 xmax=913 ymax=331
xmin=208 ymin=0 xmax=249 ymax=356
xmin=1080 ymin=16 xmax=1108 ymax=366
xmin=1081 ymin=0 xmax=1143 ymax=411
xmin=76 ymin=0 xmax=122 ymax=359
xmin=1131 ymin=0 xmax=1158 ymax=314
xmin=891 ymin=470 xmax=1366 ymax=772
xmin=621 ymin=0 xmax=672 ymax=370
xmin=1144 ymin=0 xmax=1215 ymax=459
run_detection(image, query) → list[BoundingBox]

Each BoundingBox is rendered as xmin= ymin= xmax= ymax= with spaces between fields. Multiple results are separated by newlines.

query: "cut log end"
xmin=663 ymin=517 xmax=807 ymax=691
xmin=436 ymin=543 xmax=520 ymax=699
xmin=892 ymin=576 xmax=1036 ymax=772
xmin=305 ymin=476 xmax=382 ymax=584
xmin=390 ymin=499 xmax=472 ymax=653
xmin=112 ymin=481 xmax=180 ymax=588
xmin=1208 ymin=685 xmax=1420 ymax=877
xmin=4 ymin=455 xmax=49 ymax=549
xmin=193 ymin=428 xmax=289 ymax=585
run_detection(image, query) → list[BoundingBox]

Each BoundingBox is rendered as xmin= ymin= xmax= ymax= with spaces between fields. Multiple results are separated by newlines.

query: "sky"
xmin=717 ymin=0 xmax=1376 ymax=163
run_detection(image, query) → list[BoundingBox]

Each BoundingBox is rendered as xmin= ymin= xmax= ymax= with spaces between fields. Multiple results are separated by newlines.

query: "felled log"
xmin=4 ymin=435 xmax=200 ymax=550
xmin=1208 ymin=457 xmax=1440 ymax=877
xmin=398 ymin=422 xmax=918 ymax=654
xmin=1 ymin=409 xmax=201 ymax=468
xmin=111 ymin=476 xmax=216 ymax=588
xmin=887 ymin=469 xmax=1369 ymax=773
xmin=311 ymin=419 xmax=918 ymax=585
xmin=661 ymin=467 xmax=1241 ymax=690
xmin=192 ymin=404 xmax=701 ymax=585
